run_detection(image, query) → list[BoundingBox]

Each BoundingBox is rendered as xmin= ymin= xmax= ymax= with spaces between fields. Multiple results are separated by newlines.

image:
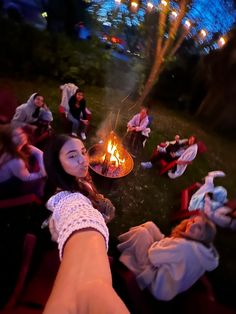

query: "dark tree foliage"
xmin=196 ymin=29 xmax=236 ymax=135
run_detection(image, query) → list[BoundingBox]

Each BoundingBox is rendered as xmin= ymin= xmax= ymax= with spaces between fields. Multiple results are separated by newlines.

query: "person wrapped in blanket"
xmin=141 ymin=135 xmax=196 ymax=170
xmin=189 ymin=171 xmax=236 ymax=230
xmin=117 ymin=214 xmax=219 ymax=301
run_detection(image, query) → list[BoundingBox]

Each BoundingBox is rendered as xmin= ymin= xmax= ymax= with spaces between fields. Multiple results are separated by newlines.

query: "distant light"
xmin=131 ymin=1 xmax=138 ymax=9
xmin=218 ymin=37 xmax=226 ymax=47
xmin=42 ymin=12 xmax=47 ymax=18
xmin=147 ymin=2 xmax=154 ymax=10
xmin=200 ymin=29 xmax=207 ymax=37
xmin=161 ymin=0 xmax=167 ymax=6
xmin=115 ymin=0 xmax=121 ymax=4
xmin=184 ymin=20 xmax=191 ymax=29
xmin=171 ymin=11 xmax=177 ymax=18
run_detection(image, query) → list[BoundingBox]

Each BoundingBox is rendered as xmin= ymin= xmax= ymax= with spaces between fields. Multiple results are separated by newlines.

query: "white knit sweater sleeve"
xmin=47 ymin=191 xmax=109 ymax=260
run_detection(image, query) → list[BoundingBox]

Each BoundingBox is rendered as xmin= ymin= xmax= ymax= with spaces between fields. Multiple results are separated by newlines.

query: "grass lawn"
xmin=1 ymin=77 xmax=236 ymax=308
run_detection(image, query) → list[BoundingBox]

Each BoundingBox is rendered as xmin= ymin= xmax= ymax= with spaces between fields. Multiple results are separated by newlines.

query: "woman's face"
xmin=12 ymin=128 xmax=28 ymax=150
xmin=75 ymin=92 xmax=84 ymax=102
xmin=185 ymin=216 xmax=204 ymax=240
xmin=34 ymin=95 xmax=44 ymax=107
xmin=188 ymin=136 xmax=196 ymax=146
xmin=59 ymin=138 xmax=89 ymax=178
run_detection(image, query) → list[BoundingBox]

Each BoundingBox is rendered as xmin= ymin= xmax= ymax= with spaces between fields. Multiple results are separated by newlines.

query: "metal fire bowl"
xmin=88 ymin=144 xmax=134 ymax=179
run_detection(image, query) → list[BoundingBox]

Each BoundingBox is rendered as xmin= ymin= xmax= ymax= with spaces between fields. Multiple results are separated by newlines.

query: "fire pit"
xmin=88 ymin=132 xmax=134 ymax=179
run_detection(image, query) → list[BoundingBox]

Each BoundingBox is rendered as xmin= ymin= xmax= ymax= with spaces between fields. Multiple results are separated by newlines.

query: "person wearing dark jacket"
xmin=68 ymin=89 xmax=88 ymax=140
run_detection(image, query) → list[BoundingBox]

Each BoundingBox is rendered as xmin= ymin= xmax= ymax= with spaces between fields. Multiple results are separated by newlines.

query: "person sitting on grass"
xmin=0 ymin=125 xmax=46 ymax=199
xmin=11 ymin=93 xmax=53 ymax=137
xmin=189 ymin=171 xmax=236 ymax=230
xmin=125 ymin=107 xmax=150 ymax=157
xmin=67 ymin=89 xmax=89 ymax=140
xmin=117 ymin=214 xmax=219 ymax=301
xmin=141 ymin=135 xmax=196 ymax=170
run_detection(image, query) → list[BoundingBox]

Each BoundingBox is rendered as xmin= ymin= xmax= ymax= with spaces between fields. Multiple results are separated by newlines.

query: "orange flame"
xmin=102 ymin=136 xmax=125 ymax=167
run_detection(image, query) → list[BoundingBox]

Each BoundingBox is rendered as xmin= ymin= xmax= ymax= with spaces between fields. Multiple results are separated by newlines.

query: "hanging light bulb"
xmin=161 ymin=0 xmax=167 ymax=6
xmin=131 ymin=1 xmax=138 ymax=9
xmin=184 ymin=20 xmax=191 ymax=29
xmin=147 ymin=2 xmax=154 ymax=10
xmin=171 ymin=11 xmax=177 ymax=18
xmin=218 ymin=37 xmax=226 ymax=48
xmin=200 ymin=29 xmax=207 ymax=38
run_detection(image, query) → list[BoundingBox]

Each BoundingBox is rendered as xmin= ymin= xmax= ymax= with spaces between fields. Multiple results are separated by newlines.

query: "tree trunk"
xmin=136 ymin=57 xmax=162 ymax=107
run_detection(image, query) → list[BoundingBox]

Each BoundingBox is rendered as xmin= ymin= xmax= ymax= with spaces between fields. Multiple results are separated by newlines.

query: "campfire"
xmin=88 ymin=132 xmax=134 ymax=178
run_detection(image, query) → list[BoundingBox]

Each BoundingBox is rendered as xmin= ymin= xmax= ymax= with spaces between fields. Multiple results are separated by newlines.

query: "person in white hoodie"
xmin=11 ymin=93 xmax=53 ymax=135
xmin=117 ymin=214 xmax=219 ymax=301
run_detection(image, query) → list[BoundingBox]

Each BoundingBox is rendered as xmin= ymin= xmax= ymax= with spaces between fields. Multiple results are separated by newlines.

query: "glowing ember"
xmin=88 ymin=132 xmax=133 ymax=178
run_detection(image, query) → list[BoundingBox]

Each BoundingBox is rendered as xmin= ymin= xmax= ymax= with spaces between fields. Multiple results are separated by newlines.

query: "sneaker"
xmin=80 ymin=132 xmax=86 ymax=140
xmin=141 ymin=161 xmax=153 ymax=169
xmin=71 ymin=132 xmax=78 ymax=137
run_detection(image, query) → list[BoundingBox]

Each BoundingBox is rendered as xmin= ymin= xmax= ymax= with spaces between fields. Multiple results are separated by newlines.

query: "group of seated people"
xmin=125 ymin=107 xmax=198 ymax=178
xmin=0 ymin=93 xmax=236 ymax=312
xmin=9 ymin=87 xmax=90 ymax=142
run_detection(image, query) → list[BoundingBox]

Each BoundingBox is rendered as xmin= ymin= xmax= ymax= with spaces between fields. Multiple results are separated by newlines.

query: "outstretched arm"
xmin=44 ymin=229 xmax=129 ymax=314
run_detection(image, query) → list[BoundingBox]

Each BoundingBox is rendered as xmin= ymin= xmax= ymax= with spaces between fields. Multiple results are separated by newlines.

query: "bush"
xmin=0 ymin=18 xmax=110 ymax=85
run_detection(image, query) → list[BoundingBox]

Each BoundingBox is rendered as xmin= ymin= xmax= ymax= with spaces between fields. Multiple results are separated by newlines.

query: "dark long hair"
xmin=43 ymin=134 xmax=97 ymax=198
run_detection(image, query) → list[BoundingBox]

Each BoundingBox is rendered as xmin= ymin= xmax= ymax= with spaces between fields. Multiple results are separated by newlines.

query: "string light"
xmin=200 ymin=29 xmax=207 ymax=37
xmin=161 ymin=0 xmax=167 ymax=6
xmin=147 ymin=2 xmax=154 ymax=10
xmin=184 ymin=20 xmax=191 ymax=29
xmin=171 ymin=11 xmax=178 ymax=18
xmin=131 ymin=1 xmax=138 ymax=9
xmin=218 ymin=37 xmax=226 ymax=47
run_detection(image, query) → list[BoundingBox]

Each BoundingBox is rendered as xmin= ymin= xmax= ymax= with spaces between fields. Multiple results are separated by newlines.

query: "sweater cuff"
xmin=58 ymin=208 xmax=109 ymax=260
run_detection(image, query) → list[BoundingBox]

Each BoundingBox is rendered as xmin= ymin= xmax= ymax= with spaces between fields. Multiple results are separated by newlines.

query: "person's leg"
xmin=79 ymin=121 xmax=87 ymax=140
xmin=141 ymin=148 xmax=163 ymax=169
xmin=118 ymin=225 xmax=155 ymax=274
xmin=150 ymin=151 xmax=166 ymax=165
xmin=126 ymin=131 xmax=136 ymax=155
xmin=67 ymin=112 xmax=80 ymax=135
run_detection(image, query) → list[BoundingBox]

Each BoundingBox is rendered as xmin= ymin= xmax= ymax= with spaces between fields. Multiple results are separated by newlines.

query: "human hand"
xmin=94 ymin=194 xmax=115 ymax=223
xmin=49 ymin=216 xmax=59 ymax=242
xmin=43 ymin=103 xmax=49 ymax=111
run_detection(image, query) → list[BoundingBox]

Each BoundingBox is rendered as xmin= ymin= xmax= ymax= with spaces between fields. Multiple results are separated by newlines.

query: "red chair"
xmin=4 ymin=234 xmax=37 ymax=311
xmin=172 ymin=182 xmax=202 ymax=221
xmin=0 ymin=194 xmax=42 ymax=210
xmin=2 ymin=236 xmax=59 ymax=314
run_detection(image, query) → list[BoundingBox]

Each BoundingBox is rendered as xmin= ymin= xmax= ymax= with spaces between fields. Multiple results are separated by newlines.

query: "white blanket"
xmin=168 ymin=143 xmax=198 ymax=179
